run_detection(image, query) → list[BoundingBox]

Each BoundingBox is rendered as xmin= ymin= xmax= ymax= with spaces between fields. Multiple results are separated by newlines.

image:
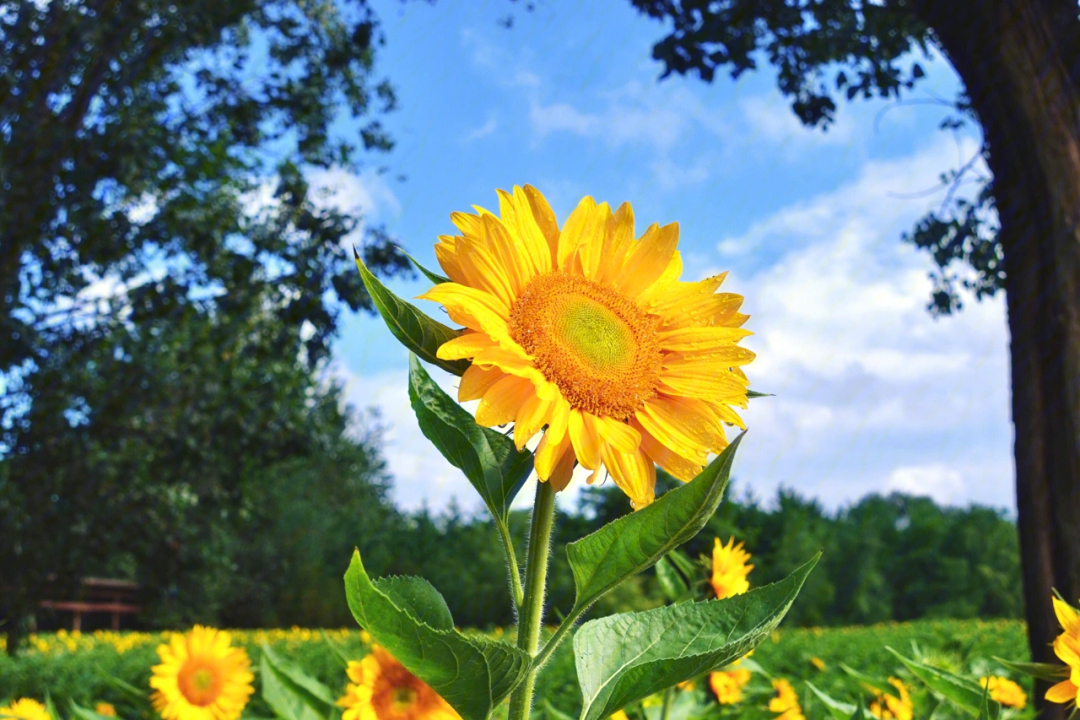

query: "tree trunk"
xmin=915 ymin=1 xmax=1080 ymax=715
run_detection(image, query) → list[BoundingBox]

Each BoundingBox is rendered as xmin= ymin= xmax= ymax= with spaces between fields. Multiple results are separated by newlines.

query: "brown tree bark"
xmin=914 ymin=1 xmax=1080 ymax=715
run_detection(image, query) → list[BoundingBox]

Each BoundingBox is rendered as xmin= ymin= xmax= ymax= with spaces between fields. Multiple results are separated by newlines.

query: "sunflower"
xmin=420 ymin=185 xmax=753 ymax=508
xmin=337 ymin=644 xmax=460 ymax=720
xmin=0 ymin=699 xmax=50 ymax=720
xmin=1047 ymin=597 xmax=1080 ymax=705
xmin=149 ymin=626 xmax=254 ymax=720
xmin=868 ymin=679 xmax=912 ymax=720
xmin=94 ymin=704 xmax=117 ymax=717
xmin=979 ymin=676 xmax=1026 ymax=709
xmin=711 ymin=536 xmax=754 ymax=600
xmin=768 ymin=679 xmax=805 ymax=720
xmin=709 ymin=668 xmax=751 ymax=705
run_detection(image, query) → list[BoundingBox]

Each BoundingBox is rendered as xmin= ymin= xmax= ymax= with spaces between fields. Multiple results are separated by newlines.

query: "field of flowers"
xmin=0 ymin=618 xmax=1033 ymax=720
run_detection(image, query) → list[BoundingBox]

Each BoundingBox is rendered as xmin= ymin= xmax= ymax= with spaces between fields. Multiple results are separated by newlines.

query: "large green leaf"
xmin=260 ymin=644 xmax=338 ymax=720
xmin=805 ymin=682 xmax=856 ymax=720
xmin=566 ymin=434 xmax=742 ymax=614
xmin=344 ymin=549 xmax=529 ymax=720
xmin=992 ymin=656 xmax=1069 ymax=682
xmin=401 ymin=250 xmax=451 ymax=285
xmin=887 ymin=648 xmax=999 ymax=719
xmin=409 ymin=355 xmax=532 ymax=521
xmin=654 ymin=556 xmax=689 ymax=603
xmin=353 ymin=250 xmax=468 ymax=376
xmin=573 ymin=553 xmax=818 ymax=720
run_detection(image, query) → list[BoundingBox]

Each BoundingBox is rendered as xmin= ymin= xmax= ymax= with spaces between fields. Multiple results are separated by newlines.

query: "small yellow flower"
xmin=676 ymin=679 xmax=696 ymax=691
xmin=94 ymin=704 xmax=117 ymax=717
xmin=810 ymin=657 xmax=826 ymax=671
xmin=711 ymin=536 xmax=753 ymax=600
xmin=979 ymin=676 xmax=1026 ymax=709
xmin=421 ymin=186 xmax=754 ymax=508
xmin=1047 ymin=597 xmax=1080 ymax=705
xmin=149 ymin=626 xmax=254 ymax=720
xmin=337 ymin=645 xmax=460 ymax=720
xmin=709 ymin=668 xmax=751 ymax=705
xmin=869 ymin=679 xmax=912 ymax=720
xmin=0 ymin=699 xmax=50 ymax=720
xmin=610 ymin=712 xmax=629 ymax=720
xmin=768 ymin=679 xmax=805 ymax=720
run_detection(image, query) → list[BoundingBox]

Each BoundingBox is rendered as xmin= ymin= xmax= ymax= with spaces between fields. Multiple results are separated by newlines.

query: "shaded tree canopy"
xmin=0 ymin=0 xmax=414 ymax=653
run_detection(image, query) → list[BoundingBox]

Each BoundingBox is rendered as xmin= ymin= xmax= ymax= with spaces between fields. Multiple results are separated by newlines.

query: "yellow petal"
xmin=616 ymin=222 xmax=679 ymax=298
xmin=538 ymin=432 xmax=576 ymax=492
xmin=545 ymin=397 xmax=572 ymax=445
xmin=1055 ymin=597 xmax=1080 ymax=634
xmin=577 ymin=201 xmax=614 ymax=281
xmin=418 ymin=282 xmax=509 ymax=330
xmin=637 ymin=395 xmax=725 ymax=461
xmin=434 ymin=236 xmax=469 ymax=285
xmin=596 ymin=201 xmax=635 ymax=286
xmin=632 ymin=418 xmax=702 ymax=482
xmin=476 ymin=375 xmax=535 ymax=427
xmin=499 ymin=187 xmax=553 ymax=276
xmin=1046 ymin=680 xmax=1078 ymax=704
xmin=657 ymin=325 xmax=753 ymax=353
xmin=568 ymin=409 xmax=602 ymax=469
xmin=558 ymin=196 xmax=604 ymax=272
xmin=458 ymin=364 xmax=504 ymax=402
xmin=603 ymin=445 xmax=656 ymax=508
xmin=659 ymin=291 xmax=747 ymax=330
xmin=437 ymin=332 xmax=499 ymax=360
xmin=536 ymin=430 xmax=572 ymax=483
xmin=596 ymin=416 xmax=641 ymax=455
xmin=513 ymin=393 xmax=553 ymax=451
xmin=454 ymin=233 xmax=519 ymax=309
xmin=481 ymin=212 xmax=534 ymax=296
xmin=522 ymin=184 xmax=561 ymax=267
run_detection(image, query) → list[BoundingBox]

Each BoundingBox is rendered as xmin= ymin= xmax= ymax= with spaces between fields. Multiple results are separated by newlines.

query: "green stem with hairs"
xmin=508 ymin=480 xmax=557 ymax=720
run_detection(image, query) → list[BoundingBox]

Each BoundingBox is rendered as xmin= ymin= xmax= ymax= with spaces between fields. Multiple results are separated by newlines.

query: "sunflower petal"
xmin=631 ymin=418 xmax=703 ymax=482
xmin=617 ymin=222 xmax=679 ymax=298
xmin=1046 ymin=680 xmax=1078 ymax=704
xmin=1055 ymin=597 xmax=1080 ymax=634
xmin=458 ymin=364 xmax=504 ymax=402
xmin=569 ymin=409 xmax=603 ymax=469
xmin=603 ymin=445 xmax=656 ymax=509
xmin=513 ymin=394 xmax=553 ymax=451
xmin=596 ymin=201 xmax=635 ymax=285
xmin=522 ymin=184 xmax=560 ymax=266
xmin=596 ymin=416 xmax=641 ymax=455
xmin=476 ymin=375 xmax=536 ymax=427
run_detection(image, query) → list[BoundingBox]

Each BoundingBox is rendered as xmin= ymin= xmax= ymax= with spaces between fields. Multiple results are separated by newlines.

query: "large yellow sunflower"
xmin=868 ymin=678 xmax=912 ymax=720
xmin=709 ymin=667 xmax=751 ymax=705
xmin=768 ymin=679 xmax=805 ymax=720
xmin=0 ymin=698 xmax=51 ymax=720
xmin=149 ymin=626 xmax=254 ymax=720
xmin=1047 ymin=596 xmax=1080 ymax=705
xmin=979 ymin=676 xmax=1026 ymax=709
xmin=711 ymin=536 xmax=754 ymax=600
xmin=420 ymin=185 xmax=753 ymax=508
xmin=337 ymin=644 xmax=460 ymax=720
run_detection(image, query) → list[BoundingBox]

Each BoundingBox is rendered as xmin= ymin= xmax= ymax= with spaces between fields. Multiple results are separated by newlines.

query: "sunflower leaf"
xmin=353 ymin=250 xmax=468 ymax=376
xmin=991 ymin=657 xmax=1069 ymax=682
xmin=344 ymin=549 xmax=530 ymax=720
xmin=805 ymin=682 xmax=857 ymax=720
xmin=886 ymin=648 xmax=1000 ymax=719
xmin=565 ymin=434 xmax=743 ymax=615
xmin=373 ymin=576 xmax=454 ymax=631
xmin=654 ymin=556 xmax=689 ymax=603
xmin=408 ymin=355 xmax=532 ymax=521
xmin=260 ymin=643 xmax=338 ymax=720
xmin=573 ymin=554 xmax=818 ymax=720
xmin=401 ymin=249 xmax=452 ymax=285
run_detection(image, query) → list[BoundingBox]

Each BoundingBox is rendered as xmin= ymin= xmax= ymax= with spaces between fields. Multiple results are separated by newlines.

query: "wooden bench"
xmin=39 ymin=578 xmax=140 ymax=631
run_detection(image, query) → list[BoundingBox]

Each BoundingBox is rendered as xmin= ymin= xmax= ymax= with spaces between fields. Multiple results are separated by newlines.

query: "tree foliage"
xmin=0 ymin=0 xmax=412 ymax=653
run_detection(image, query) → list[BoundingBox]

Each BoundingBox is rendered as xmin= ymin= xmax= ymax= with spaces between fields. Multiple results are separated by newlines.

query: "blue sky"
xmin=323 ymin=0 xmax=1012 ymax=514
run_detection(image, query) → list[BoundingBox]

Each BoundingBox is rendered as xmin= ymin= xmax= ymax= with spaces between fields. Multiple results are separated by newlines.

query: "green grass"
xmin=0 ymin=619 xmax=1031 ymax=719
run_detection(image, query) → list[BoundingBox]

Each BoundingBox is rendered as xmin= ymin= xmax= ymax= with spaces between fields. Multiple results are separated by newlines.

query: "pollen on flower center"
xmin=177 ymin=659 xmax=222 ymax=706
xmin=509 ymin=272 xmax=661 ymax=419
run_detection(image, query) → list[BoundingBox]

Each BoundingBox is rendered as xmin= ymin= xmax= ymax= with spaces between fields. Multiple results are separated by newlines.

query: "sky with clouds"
xmin=328 ymin=0 xmax=1012 ymax=515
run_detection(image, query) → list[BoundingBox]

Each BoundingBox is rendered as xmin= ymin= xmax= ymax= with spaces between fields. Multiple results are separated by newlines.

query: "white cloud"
xmin=716 ymin=134 xmax=1013 ymax=510
xmin=886 ymin=464 xmax=966 ymax=505
xmin=462 ymin=116 xmax=499 ymax=142
xmin=738 ymin=92 xmax=857 ymax=156
xmin=307 ymin=167 xmax=400 ymax=232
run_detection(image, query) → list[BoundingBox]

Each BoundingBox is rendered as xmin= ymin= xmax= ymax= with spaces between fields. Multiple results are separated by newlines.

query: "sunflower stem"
xmin=496 ymin=517 xmax=525 ymax=610
xmin=508 ymin=480 xmax=557 ymax=720
xmin=659 ymin=686 xmax=675 ymax=720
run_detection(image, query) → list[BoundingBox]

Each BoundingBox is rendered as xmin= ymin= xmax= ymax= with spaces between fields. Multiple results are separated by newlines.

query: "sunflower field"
xmin=0 ymin=618 xmax=1034 ymax=720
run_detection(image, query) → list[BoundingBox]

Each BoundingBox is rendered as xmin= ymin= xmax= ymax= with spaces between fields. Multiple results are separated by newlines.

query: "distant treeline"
xmin=35 ymin=451 xmax=1021 ymax=631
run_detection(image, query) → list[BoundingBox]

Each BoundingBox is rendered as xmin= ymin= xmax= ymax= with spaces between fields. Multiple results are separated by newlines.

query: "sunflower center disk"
xmin=178 ymin=660 xmax=222 ymax=706
xmin=510 ymin=272 xmax=661 ymax=419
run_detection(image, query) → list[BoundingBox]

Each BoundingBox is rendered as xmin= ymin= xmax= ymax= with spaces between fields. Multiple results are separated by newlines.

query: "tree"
xmin=0 ymin=0 xmax=412 ymax=653
xmin=628 ymin=1 xmax=1079 ymax=710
